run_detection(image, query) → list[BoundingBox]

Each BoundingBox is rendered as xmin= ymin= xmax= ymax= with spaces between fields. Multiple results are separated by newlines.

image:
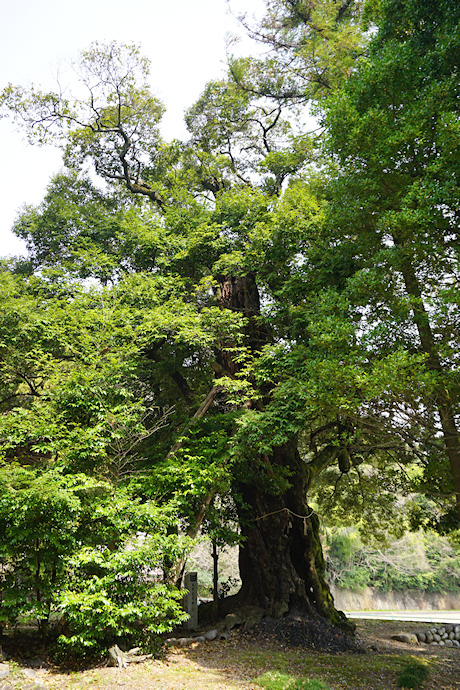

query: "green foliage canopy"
xmin=0 ymin=0 xmax=459 ymax=650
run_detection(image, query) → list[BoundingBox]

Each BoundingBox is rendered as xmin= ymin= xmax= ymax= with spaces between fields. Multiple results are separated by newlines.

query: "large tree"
xmin=1 ymin=0 xmax=458 ymax=634
xmin=320 ymin=0 xmax=460 ymax=519
xmin=1 ymin=38 xmax=352 ymax=628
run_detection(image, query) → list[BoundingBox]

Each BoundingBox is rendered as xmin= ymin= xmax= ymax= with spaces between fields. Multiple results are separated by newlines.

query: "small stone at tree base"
xmin=392 ymin=634 xmax=415 ymax=644
xmin=204 ymin=629 xmax=218 ymax=641
xmin=22 ymin=670 xmax=37 ymax=679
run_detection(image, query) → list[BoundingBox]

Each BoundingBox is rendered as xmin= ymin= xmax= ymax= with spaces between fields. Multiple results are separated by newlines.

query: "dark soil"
xmin=242 ymin=614 xmax=362 ymax=653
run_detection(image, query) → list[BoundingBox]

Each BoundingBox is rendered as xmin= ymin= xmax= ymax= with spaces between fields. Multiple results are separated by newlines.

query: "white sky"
xmin=0 ymin=0 xmax=266 ymax=257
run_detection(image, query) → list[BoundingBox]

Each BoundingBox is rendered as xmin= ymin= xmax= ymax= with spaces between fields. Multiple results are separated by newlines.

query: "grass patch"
xmin=237 ymin=647 xmax=440 ymax=689
xmin=397 ymin=660 xmax=430 ymax=688
xmin=254 ymin=670 xmax=330 ymax=690
xmin=254 ymin=672 xmax=295 ymax=689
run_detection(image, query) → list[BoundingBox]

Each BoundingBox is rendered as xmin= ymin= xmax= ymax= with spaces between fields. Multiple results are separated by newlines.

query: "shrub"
xmin=54 ymin=542 xmax=188 ymax=659
xmin=0 ymin=465 xmax=90 ymax=629
xmin=0 ymin=463 xmax=191 ymax=659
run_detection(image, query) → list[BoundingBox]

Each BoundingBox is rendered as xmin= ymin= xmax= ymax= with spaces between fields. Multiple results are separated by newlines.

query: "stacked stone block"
xmin=393 ymin=624 xmax=460 ymax=647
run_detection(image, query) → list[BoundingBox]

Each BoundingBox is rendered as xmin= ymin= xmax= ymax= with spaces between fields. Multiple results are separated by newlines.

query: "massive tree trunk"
xmin=216 ymin=273 xmax=349 ymax=630
xmin=215 ymin=272 xmax=269 ymax=376
xmin=234 ymin=440 xmax=350 ymax=629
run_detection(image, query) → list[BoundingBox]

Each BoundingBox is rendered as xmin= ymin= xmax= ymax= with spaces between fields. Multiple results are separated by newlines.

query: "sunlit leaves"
xmin=1 ymin=42 xmax=165 ymax=206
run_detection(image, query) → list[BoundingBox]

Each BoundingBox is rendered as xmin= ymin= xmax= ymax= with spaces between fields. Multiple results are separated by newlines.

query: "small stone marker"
xmin=184 ymin=571 xmax=198 ymax=630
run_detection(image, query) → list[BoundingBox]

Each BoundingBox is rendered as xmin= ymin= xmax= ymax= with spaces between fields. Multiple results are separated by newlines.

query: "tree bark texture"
xmin=234 ymin=440 xmax=350 ymax=629
xmin=216 ymin=273 xmax=270 ymax=376
xmin=217 ymin=273 xmax=349 ymax=629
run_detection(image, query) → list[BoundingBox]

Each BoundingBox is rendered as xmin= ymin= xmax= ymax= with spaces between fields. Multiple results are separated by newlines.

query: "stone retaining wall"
xmin=393 ymin=624 xmax=460 ymax=648
xmin=331 ymin=586 xmax=460 ymax=612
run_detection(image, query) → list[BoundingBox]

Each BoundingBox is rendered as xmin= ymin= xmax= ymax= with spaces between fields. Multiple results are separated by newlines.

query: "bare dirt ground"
xmin=1 ymin=619 xmax=460 ymax=689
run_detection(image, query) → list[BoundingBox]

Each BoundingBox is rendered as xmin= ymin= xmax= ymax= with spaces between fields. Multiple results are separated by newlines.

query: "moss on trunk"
xmin=233 ymin=440 xmax=353 ymax=632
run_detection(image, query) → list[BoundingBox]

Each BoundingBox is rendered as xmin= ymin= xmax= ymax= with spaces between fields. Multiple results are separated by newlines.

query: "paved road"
xmin=345 ymin=610 xmax=460 ymax=624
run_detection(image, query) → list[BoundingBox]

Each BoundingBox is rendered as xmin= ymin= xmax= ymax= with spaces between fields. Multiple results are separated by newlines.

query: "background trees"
xmin=320 ymin=0 xmax=460 ymax=518
xmin=324 ymin=526 xmax=460 ymax=594
xmin=0 ymin=0 xmax=458 ymax=654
